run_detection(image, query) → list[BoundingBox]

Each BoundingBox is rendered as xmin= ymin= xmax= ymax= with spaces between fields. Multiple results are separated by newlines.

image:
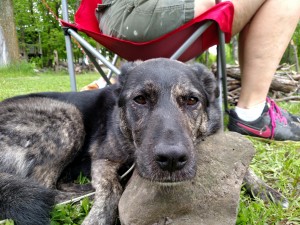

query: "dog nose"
xmin=155 ymin=146 xmax=188 ymax=172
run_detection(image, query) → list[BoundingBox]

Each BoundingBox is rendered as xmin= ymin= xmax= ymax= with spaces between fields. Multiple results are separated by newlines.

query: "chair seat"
xmin=60 ymin=0 xmax=234 ymax=62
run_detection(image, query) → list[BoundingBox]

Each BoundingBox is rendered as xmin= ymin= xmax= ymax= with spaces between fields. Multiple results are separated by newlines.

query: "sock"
xmin=235 ymin=101 xmax=266 ymax=122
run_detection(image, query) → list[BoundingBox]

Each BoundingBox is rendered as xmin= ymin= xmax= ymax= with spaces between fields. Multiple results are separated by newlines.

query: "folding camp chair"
xmin=60 ymin=0 xmax=234 ymax=125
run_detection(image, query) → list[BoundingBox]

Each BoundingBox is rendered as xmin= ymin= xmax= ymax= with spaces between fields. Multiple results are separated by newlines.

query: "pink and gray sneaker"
xmin=228 ymin=98 xmax=300 ymax=141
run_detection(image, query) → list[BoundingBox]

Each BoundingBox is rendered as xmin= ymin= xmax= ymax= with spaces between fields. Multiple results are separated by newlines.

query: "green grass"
xmin=235 ymin=103 xmax=300 ymax=225
xmin=50 ymin=172 xmax=92 ymax=224
xmin=0 ymin=62 xmax=100 ymax=101
xmin=0 ymin=62 xmax=299 ymax=225
xmin=237 ymin=138 xmax=300 ymax=225
xmin=51 ymin=198 xmax=92 ymax=225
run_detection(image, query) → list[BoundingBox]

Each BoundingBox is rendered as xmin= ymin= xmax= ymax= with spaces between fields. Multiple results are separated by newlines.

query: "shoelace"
xmin=266 ymin=97 xmax=288 ymax=138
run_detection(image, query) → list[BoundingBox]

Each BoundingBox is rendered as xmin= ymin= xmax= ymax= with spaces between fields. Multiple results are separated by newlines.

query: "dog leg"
xmin=243 ymin=169 xmax=288 ymax=208
xmin=30 ymin=165 xmax=68 ymax=188
xmin=82 ymin=159 xmax=122 ymax=225
xmin=0 ymin=97 xmax=85 ymax=189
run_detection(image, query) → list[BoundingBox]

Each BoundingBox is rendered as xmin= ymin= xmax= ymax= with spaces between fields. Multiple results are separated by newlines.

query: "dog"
xmin=0 ymin=58 xmax=286 ymax=225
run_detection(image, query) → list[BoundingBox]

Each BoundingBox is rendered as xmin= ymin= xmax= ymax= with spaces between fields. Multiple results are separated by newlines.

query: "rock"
xmin=118 ymin=131 xmax=255 ymax=225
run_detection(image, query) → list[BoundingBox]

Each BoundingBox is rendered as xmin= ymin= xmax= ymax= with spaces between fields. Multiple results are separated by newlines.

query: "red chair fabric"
xmin=60 ymin=0 xmax=234 ymax=62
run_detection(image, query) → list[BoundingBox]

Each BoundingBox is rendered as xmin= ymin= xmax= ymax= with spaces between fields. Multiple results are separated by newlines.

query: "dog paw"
xmin=254 ymin=184 xmax=289 ymax=208
xmin=243 ymin=169 xmax=289 ymax=208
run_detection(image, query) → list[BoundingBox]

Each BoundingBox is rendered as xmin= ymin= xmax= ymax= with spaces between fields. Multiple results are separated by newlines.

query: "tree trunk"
xmin=232 ymin=36 xmax=238 ymax=64
xmin=290 ymin=40 xmax=299 ymax=73
xmin=0 ymin=0 xmax=19 ymax=66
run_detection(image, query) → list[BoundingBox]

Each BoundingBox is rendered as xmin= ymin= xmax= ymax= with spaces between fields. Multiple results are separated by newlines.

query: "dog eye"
xmin=133 ymin=95 xmax=147 ymax=105
xmin=186 ymin=97 xmax=199 ymax=106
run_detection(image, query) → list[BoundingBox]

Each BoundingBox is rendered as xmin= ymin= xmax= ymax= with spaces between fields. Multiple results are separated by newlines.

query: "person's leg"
xmin=227 ymin=0 xmax=300 ymax=140
xmin=198 ymin=0 xmax=299 ymax=112
xmin=235 ymin=0 xmax=300 ymax=109
xmin=194 ymin=0 xmax=265 ymax=27
xmin=194 ymin=0 xmax=215 ymax=17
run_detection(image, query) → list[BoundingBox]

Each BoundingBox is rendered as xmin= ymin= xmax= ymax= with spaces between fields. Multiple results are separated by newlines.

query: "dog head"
xmin=116 ymin=58 xmax=221 ymax=184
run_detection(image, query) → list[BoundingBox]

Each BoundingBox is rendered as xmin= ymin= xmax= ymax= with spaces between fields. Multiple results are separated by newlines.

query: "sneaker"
xmin=228 ymin=98 xmax=300 ymax=141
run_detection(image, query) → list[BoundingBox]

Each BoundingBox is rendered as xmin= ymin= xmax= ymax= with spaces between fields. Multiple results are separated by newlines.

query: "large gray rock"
xmin=118 ymin=131 xmax=255 ymax=225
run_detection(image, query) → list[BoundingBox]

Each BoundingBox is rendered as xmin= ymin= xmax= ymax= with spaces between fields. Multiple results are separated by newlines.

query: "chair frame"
xmin=61 ymin=0 xmax=229 ymax=126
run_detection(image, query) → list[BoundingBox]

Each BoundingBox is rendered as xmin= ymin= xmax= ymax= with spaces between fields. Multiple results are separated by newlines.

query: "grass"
xmin=0 ymin=62 xmax=100 ymax=101
xmin=237 ymin=138 xmax=300 ymax=225
xmin=51 ymin=198 xmax=92 ymax=225
xmin=0 ymin=62 xmax=300 ymax=225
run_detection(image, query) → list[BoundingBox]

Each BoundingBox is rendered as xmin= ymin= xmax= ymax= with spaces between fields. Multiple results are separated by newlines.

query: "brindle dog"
xmin=0 ymin=59 xmax=286 ymax=225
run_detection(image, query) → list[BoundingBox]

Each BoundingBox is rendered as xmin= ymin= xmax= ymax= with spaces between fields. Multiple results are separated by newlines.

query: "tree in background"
xmin=0 ymin=0 xmax=20 ymax=66
xmin=12 ymin=0 xmax=87 ymax=68
xmin=281 ymin=23 xmax=300 ymax=72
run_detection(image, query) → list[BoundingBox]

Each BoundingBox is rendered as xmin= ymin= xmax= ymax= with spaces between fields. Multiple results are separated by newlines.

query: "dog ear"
xmin=117 ymin=60 xmax=143 ymax=87
xmin=190 ymin=63 xmax=220 ymax=102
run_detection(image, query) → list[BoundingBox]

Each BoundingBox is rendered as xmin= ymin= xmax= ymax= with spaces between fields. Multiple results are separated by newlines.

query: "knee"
xmin=194 ymin=0 xmax=215 ymax=17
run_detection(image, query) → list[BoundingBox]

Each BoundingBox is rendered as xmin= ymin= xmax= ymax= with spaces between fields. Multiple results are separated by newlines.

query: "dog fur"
xmin=0 ymin=58 xmax=286 ymax=225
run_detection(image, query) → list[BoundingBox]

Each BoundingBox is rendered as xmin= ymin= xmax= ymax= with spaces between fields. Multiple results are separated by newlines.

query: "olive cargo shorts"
xmin=96 ymin=0 xmax=195 ymax=42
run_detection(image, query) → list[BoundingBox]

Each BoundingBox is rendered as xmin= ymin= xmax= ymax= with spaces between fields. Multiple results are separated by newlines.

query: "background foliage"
xmin=12 ymin=0 xmax=96 ymax=68
xmin=11 ymin=0 xmax=300 ymax=69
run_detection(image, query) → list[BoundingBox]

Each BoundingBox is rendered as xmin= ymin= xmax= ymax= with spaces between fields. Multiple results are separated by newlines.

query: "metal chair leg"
xmin=62 ymin=0 xmax=77 ymax=91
